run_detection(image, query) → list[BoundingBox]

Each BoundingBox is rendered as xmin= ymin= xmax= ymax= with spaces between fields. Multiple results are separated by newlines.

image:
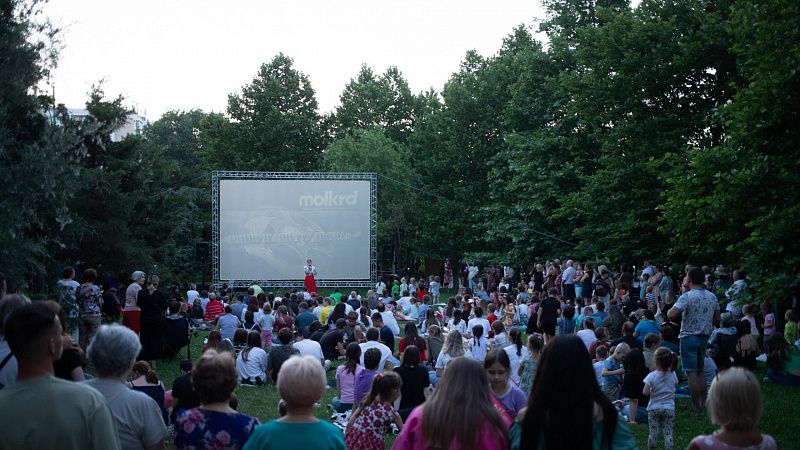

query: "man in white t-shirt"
xmin=397 ymin=293 xmax=413 ymax=313
xmin=577 ymin=317 xmax=599 ymax=350
xmin=375 ymin=280 xmax=387 ymax=295
xmin=292 ymin=331 xmax=329 ymax=370
xmin=186 ymin=283 xmax=200 ymax=304
xmin=373 ymin=304 xmax=400 ymax=336
xmin=467 ymin=307 xmax=491 ymax=339
xmin=312 ymin=300 xmax=324 ymax=320
xmin=358 ymin=329 xmax=394 ymax=371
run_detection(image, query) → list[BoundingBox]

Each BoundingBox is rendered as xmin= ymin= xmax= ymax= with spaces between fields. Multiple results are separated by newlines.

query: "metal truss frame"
xmin=211 ymin=171 xmax=377 ymax=289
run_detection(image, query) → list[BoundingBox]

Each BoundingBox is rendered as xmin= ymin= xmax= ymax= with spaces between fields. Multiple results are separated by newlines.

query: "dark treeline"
xmin=1 ymin=0 xmax=798 ymax=303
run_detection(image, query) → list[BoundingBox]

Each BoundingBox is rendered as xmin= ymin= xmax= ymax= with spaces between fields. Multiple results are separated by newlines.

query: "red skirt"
xmin=304 ymin=274 xmax=317 ymax=293
xmin=123 ymin=309 xmax=141 ymax=334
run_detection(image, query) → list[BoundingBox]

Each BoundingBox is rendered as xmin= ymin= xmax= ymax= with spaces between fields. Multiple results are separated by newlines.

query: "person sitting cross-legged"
xmin=174 ymin=350 xmax=260 ymax=450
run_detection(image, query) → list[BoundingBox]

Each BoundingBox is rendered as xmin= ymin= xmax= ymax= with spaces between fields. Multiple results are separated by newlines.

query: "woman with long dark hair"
xmin=399 ymin=322 xmax=427 ymax=362
xmin=393 ymin=357 xmax=507 ymax=450
xmin=510 ymin=335 xmax=637 ymax=450
xmin=327 ymin=302 xmax=347 ymax=326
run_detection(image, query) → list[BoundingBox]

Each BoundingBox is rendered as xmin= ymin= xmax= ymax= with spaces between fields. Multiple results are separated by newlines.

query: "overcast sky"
xmin=42 ymin=0 xmax=548 ymax=121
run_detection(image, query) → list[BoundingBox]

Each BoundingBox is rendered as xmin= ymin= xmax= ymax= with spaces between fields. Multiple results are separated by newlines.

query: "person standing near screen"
xmin=304 ymin=259 xmax=317 ymax=294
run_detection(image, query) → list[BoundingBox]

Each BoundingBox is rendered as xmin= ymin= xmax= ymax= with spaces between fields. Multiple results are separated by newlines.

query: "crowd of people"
xmin=0 ymin=258 xmax=795 ymax=449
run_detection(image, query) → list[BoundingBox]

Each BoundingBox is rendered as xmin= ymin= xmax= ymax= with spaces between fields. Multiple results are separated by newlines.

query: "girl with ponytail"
xmin=503 ymin=328 xmax=529 ymax=386
xmin=129 ymin=360 xmax=169 ymax=424
xmin=345 ymin=371 xmax=403 ymax=450
xmin=469 ymin=324 xmax=489 ymax=362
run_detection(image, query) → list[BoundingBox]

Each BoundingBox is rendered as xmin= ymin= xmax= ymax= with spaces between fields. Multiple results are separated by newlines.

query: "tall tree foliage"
xmin=661 ymin=0 xmax=800 ymax=302
xmin=204 ymin=53 xmax=326 ymax=172
xmin=0 ymin=0 xmax=83 ymax=289
xmin=332 ymin=65 xmax=420 ymax=143
xmin=550 ymin=0 xmax=737 ymax=263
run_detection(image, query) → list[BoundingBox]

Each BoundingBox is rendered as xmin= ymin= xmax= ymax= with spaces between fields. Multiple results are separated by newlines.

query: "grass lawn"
xmin=153 ymin=288 xmax=799 ymax=449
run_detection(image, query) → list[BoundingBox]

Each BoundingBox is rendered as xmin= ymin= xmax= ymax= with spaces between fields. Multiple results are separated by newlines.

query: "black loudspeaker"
xmin=381 ymin=245 xmax=394 ymax=262
xmin=195 ymin=242 xmax=209 ymax=261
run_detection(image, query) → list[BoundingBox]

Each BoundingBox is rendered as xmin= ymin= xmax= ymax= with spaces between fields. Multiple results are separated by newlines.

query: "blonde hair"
xmin=277 ymin=355 xmax=326 ymax=408
xmin=707 ymin=367 xmax=763 ymax=431
xmin=613 ymin=342 xmax=630 ymax=357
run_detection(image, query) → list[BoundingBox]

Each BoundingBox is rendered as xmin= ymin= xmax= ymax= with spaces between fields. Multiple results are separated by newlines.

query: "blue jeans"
xmin=330 ymin=396 xmax=353 ymax=413
xmin=767 ymin=368 xmax=800 ymax=386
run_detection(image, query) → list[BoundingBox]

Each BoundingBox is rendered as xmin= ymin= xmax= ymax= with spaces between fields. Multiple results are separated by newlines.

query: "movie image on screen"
xmin=216 ymin=176 xmax=373 ymax=283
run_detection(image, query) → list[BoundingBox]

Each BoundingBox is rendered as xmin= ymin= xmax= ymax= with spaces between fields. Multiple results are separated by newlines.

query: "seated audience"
xmin=164 ymin=301 xmax=190 ymax=358
xmin=267 ymin=328 xmax=300 ymax=383
xmin=353 ymin=348 xmax=382 ymax=406
xmin=359 ymin=328 xmax=394 ymax=371
xmin=243 ymin=356 xmax=345 ymax=450
xmin=394 ymin=346 xmax=430 ymax=420
xmin=766 ymin=333 xmax=800 ymax=386
xmin=345 ymin=370 xmax=404 ymax=449
xmin=237 ymin=330 xmax=268 ymax=385
xmin=393 ymin=357 xmax=508 ymax=450
xmin=215 ymin=305 xmax=240 ymax=341
xmin=169 ymin=359 xmax=200 ymax=423
xmin=332 ymin=343 xmax=362 ymax=413
xmin=509 ymin=335 xmax=637 ymax=450
xmin=174 ymin=350 xmax=259 ymax=449
xmin=86 ymin=324 xmax=167 ymax=449
xmin=128 ymin=360 xmax=169 ymax=424
xmin=435 ymin=330 xmax=472 ymax=377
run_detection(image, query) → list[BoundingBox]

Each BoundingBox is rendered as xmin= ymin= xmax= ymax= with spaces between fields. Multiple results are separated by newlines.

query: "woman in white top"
xmin=502 ymin=329 xmax=529 ymax=385
xmin=435 ymin=330 xmax=472 ymax=377
xmin=446 ymin=309 xmax=468 ymax=337
xmin=236 ymin=330 xmax=268 ymax=385
xmin=303 ymin=259 xmax=317 ymax=294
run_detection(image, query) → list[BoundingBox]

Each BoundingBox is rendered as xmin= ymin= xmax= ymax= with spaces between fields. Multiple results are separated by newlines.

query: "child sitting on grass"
xmin=345 ymin=371 xmax=403 ymax=450
xmin=601 ymin=342 xmax=629 ymax=400
xmin=688 ymin=367 xmax=777 ymax=450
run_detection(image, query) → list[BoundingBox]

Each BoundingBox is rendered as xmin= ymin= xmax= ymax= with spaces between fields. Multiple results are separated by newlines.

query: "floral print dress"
xmin=344 ymin=402 xmax=398 ymax=450
xmin=174 ymin=408 xmax=259 ymax=450
xmin=518 ymin=353 xmax=538 ymax=396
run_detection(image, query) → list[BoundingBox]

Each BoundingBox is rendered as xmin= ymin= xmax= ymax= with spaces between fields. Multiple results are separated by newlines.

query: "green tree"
xmin=0 ymin=0 xmax=84 ymax=290
xmin=332 ymin=65 xmax=419 ymax=143
xmin=205 ymin=53 xmax=326 ymax=172
xmin=321 ymin=130 xmax=417 ymax=265
xmin=661 ymin=0 xmax=800 ymax=302
xmin=552 ymin=0 xmax=736 ymax=263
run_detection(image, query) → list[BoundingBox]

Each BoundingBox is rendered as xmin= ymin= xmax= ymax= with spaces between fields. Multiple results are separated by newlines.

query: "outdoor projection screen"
xmin=212 ymin=172 xmax=377 ymax=288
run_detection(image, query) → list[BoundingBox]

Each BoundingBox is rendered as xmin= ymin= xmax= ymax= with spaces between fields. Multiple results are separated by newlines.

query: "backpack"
xmin=594 ymin=277 xmax=610 ymax=297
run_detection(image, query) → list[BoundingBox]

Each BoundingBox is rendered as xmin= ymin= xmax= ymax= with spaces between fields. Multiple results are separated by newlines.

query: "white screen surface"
xmin=219 ymin=179 xmax=371 ymax=281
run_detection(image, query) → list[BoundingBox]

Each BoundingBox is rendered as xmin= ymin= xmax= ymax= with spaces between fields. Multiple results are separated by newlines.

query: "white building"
xmin=48 ymin=108 xmax=149 ymax=142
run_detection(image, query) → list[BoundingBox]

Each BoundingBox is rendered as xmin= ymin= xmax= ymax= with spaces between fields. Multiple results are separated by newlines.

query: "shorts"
xmin=679 ymin=334 xmax=709 ymax=373
xmin=541 ymin=323 xmax=556 ymax=336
